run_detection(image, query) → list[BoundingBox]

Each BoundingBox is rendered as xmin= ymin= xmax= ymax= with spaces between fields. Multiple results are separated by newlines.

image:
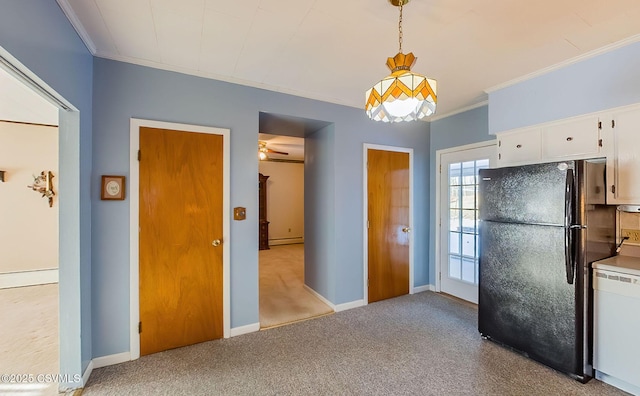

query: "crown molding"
xmin=56 ymin=0 xmax=97 ymax=55
xmin=485 ymin=34 xmax=640 ymax=94
xmin=429 ymin=100 xmax=488 ymax=122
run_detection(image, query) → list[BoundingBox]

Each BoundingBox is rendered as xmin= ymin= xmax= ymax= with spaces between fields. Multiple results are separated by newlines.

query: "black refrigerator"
xmin=478 ymin=159 xmax=616 ymax=382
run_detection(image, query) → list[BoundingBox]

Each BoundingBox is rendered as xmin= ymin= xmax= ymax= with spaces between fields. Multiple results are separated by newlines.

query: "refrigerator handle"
xmin=564 ymin=168 xmax=575 ymax=285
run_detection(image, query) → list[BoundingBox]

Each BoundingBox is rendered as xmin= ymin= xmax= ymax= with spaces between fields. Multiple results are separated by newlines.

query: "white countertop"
xmin=592 ymin=255 xmax=640 ymax=277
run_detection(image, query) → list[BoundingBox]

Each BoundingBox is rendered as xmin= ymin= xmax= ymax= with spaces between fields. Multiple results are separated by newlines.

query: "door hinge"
xmin=138 ymin=321 xmax=142 ymax=334
xmin=367 ymin=220 xmax=370 ymax=229
xmin=439 ymin=164 xmax=441 ymax=173
xmin=498 ymin=140 xmax=501 ymax=147
xmin=137 ymin=150 xmax=141 ymax=161
xmin=439 ymin=272 xmax=442 ymax=281
xmin=598 ymin=121 xmax=602 ymax=130
xmin=498 ymin=153 xmax=501 ymax=160
xmin=611 ymin=185 xmax=616 ymax=194
xmin=598 ymin=139 xmax=603 ymax=147
xmin=612 ymin=119 xmax=615 ymax=128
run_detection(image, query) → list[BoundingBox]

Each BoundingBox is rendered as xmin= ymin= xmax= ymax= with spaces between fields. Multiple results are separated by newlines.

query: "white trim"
xmin=268 ymin=238 xmax=304 ymax=246
xmin=363 ymin=144 xmax=414 ymax=305
xmin=0 ymin=269 xmax=58 ymax=289
xmin=413 ymin=284 xmax=435 ymax=294
xmin=55 ymin=0 xmax=97 ymax=55
xmin=303 ymin=284 xmax=335 ymax=310
xmin=434 ymin=141 xmax=497 ymax=299
xmin=485 ymin=34 xmax=640 ymax=94
xmin=92 ymin=352 xmax=131 ymax=369
xmin=595 ymin=370 xmax=640 ymax=395
xmin=129 ymin=118 xmax=231 ymax=361
xmin=334 ymin=299 xmax=365 ymax=312
xmin=430 ymin=100 xmax=489 ymax=122
xmin=230 ymin=323 xmax=260 ymax=337
xmin=81 ymin=360 xmax=93 ymax=387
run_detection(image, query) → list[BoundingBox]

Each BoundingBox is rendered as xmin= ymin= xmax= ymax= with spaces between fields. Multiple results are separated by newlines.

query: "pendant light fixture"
xmin=365 ymin=0 xmax=437 ymax=122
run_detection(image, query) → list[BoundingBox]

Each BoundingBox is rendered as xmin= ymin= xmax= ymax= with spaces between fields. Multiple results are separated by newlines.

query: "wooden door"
xmin=367 ymin=149 xmax=410 ymax=303
xmin=139 ymin=127 xmax=223 ymax=356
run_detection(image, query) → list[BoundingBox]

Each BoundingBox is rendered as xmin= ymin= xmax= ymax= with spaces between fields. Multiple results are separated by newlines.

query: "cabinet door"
xmin=542 ymin=116 xmax=600 ymax=159
xmin=497 ymin=128 xmax=541 ymax=166
xmin=605 ymin=106 xmax=640 ymax=204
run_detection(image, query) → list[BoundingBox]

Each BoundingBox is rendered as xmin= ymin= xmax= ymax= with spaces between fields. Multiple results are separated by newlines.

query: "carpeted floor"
xmin=83 ymin=291 xmax=626 ymax=395
xmin=259 ymin=244 xmax=333 ymax=329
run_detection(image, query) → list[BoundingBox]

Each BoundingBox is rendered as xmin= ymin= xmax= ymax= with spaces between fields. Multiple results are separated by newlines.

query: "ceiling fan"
xmin=258 ymin=141 xmax=288 ymax=160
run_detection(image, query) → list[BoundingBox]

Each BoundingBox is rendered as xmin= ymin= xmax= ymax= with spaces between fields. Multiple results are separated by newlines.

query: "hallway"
xmin=259 ymin=244 xmax=333 ymax=329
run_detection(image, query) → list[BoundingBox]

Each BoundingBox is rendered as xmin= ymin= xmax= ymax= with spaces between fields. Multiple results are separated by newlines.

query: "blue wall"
xmin=428 ymin=106 xmax=494 ymax=284
xmin=91 ymin=58 xmax=431 ymax=357
xmin=489 ymin=41 xmax=640 ymax=133
xmin=304 ymin=125 xmax=336 ymax=301
xmin=0 ymin=0 xmax=93 ymax=385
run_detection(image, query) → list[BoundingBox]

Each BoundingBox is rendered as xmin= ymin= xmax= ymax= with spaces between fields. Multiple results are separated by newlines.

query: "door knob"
xmin=402 ymin=227 xmax=411 ymax=233
xmin=212 ymin=239 xmax=221 ymax=247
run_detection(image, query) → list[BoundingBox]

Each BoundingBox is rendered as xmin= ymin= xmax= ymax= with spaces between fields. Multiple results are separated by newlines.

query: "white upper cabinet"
xmin=601 ymin=104 xmax=640 ymax=204
xmin=496 ymin=127 xmax=541 ymax=167
xmin=496 ymin=114 xmax=602 ymax=167
xmin=541 ymin=115 xmax=601 ymax=160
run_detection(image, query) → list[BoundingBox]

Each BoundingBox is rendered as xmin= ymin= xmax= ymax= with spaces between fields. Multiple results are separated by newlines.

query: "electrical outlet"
xmin=621 ymin=229 xmax=640 ymax=243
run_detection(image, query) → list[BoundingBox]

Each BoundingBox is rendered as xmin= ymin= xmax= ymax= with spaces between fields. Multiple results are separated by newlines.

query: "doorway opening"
xmin=0 ymin=50 xmax=80 ymax=393
xmin=258 ymin=113 xmax=333 ymax=329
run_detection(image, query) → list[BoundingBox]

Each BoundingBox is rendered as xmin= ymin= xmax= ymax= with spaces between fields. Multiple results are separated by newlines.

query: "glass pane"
xmin=449 ymin=255 xmax=461 ymax=280
xmin=476 ymin=159 xmax=490 ymax=169
xmin=449 ymin=186 xmax=460 ymax=209
xmin=462 ymin=257 xmax=475 ymax=283
xmin=462 ymin=210 xmax=475 ymax=233
xmin=450 ymin=209 xmax=461 ymax=231
xmin=462 ymin=161 xmax=475 ymax=185
xmin=449 ymin=232 xmax=461 ymax=255
xmin=462 ymin=185 xmax=475 ymax=209
xmin=449 ymin=162 xmax=461 ymax=186
xmin=462 ymin=233 xmax=475 ymax=257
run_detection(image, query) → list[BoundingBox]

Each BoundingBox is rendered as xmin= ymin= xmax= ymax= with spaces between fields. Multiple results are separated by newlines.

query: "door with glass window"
xmin=439 ymin=145 xmax=495 ymax=303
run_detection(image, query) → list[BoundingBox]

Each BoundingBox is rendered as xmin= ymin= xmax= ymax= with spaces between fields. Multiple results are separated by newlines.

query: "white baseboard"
xmin=413 ymin=284 xmax=435 ymax=294
xmin=0 ymin=269 xmax=58 ymax=289
xmin=81 ymin=360 xmax=94 ymax=387
xmin=230 ymin=322 xmax=260 ymax=337
xmin=596 ymin=370 xmax=640 ymax=395
xmin=268 ymin=238 xmax=304 ymax=246
xmin=92 ymin=352 xmax=131 ymax=369
xmin=334 ymin=299 xmax=365 ymax=312
xmin=303 ymin=284 xmax=336 ymax=310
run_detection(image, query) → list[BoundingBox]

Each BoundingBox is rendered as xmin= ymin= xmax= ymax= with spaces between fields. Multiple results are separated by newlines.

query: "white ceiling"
xmin=59 ymin=0 xmax=640 ymax=119
xmin=259 ymin=133 xmax=304 ymax=161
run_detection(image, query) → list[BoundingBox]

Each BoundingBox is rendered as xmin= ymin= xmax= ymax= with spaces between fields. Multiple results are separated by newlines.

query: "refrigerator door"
xmin=479 ymin=161 xmax=573 ymax=226
xmin=479 ymin=220 xmax=582 ymax=376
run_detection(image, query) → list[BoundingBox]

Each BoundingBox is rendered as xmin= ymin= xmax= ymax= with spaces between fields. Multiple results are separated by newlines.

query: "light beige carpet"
xmin=0 ymin=283 xmax=59 ymax=396
xmin=259 ymin=244 xmax=333 ymax=329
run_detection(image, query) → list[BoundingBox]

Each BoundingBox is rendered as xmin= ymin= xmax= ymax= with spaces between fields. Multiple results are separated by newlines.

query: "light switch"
xmin=234 ymin=207 xmax=246 ymax=220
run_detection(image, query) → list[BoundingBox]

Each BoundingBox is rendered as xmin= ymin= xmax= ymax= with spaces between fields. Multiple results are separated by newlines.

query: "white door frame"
xmin=434 ymin=140 xmax=496 ymax=294
xmin=362 ymin=143 xmax=414 ymax=305
xmin=129 ymin=118 xmax=231 ymax=360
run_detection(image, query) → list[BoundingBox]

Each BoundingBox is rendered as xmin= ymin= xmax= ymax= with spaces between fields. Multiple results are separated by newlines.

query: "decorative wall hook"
xmin=27 ymin=171 xmax=55 ymax=207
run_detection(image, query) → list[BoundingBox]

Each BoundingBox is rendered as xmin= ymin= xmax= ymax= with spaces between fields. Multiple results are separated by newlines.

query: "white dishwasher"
xmin=592 ymin=255 xmax=640 ymax=396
